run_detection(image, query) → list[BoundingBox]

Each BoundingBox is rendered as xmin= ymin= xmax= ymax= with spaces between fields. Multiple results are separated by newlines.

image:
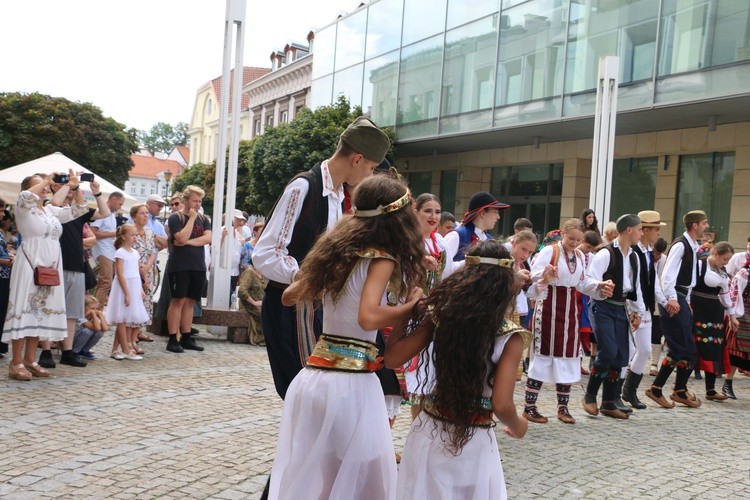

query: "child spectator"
xmin=73 ymin=296 xmax=109 ymax=359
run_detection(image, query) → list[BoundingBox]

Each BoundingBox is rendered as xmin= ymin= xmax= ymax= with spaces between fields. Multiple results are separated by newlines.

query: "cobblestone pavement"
xmin=2 ymin=333 xmax=749 ymax=499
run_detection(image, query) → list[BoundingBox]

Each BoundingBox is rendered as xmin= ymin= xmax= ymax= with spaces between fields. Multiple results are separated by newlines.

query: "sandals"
xmin=9 ymin=364 xmax=32 ymax=381
xmin=24 ymin=362 xmax=50 ymax=378
xmin=137 ymin=334 xmax=154 ymax=342
xmin=131 ymin=342 xmax=145 ymax=355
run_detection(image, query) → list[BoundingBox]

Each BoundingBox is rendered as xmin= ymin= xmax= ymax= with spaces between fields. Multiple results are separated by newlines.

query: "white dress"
xmin=2 ymin=191 xmax=89 ymax=342
xmin=397 ymin=334 xmax=513 ymax=500
xmin=106 ymin=247 xmax=150 ymax=325
xmin=269 ymin=258 xmax=397 ymax=500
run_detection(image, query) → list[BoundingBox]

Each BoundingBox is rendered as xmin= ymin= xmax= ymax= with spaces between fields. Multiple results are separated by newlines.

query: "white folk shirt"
xmin=252 ymin=160 xmax=344 ymax=285
xmin=660 ymin=231 xmax=700 ymax=302
xmin=587 ymin=240 xmax=647 ymax=318
xmin=443 ymin=225 xmax=490 ymax=271
xmin=697 ymin=260 xmax=732 ymax=310
xmin=727 ymin=251 xmax=750 ymax=278
xmin=728 ymin=267 xmax=749 ymax=317
xmin=527 ymin=243 xmax=602 ymax=301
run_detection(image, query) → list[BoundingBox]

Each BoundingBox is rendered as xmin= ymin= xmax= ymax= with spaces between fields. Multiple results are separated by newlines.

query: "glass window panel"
xmin=363 ymin=50 xmax=400 ymax=127
xmin=508 ymin=164 xmax=550 ymax=196
xmin=490 ymin=166 xmax=508 ymax=197
xmin=312 ymin=25 xmax=337 ymax=79
xmin=609 ymin=157 xmax=658 ymax=219
xmin=397 ymin=35 xmax=444 ymax=125
xmin=310 ymin=75 xmax=334 ymax=110
xmin=565 ymin=0 xmax=658 ymax=93
xmin=408 ymin=171 xmax=433 ymax=197
xmin=402 ymin=0 xmax=447 ymax=46
xmin=497 ymin=0 xmax=567 ymax=106
xmin=335 ymin=10 xmax=367 ymax=71
xmin=439 ymin=170 xmax=457 ymax=214
xmin=365 ymin=0 xmax=404 ymax=59
xmin=442 ymin=15 xmax=499 ymax=116
xmin=710 ymin=1 xmax=750 ymax=66
xmin=675 ymin=152 xmax=735 ymax=242
xmin=547 ymin=202 xmax=561 ymax=234
xmin=550 ymin=163 xmax=563 ymax=195
xmin=332 ymin=64 xmax=364 ymax=108
xmin=446 ymin=0 xmax=499 ymax=30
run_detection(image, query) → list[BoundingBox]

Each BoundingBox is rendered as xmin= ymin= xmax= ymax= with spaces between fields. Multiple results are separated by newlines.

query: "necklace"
xmin=560 ymin=243 xmax=577 ymax=274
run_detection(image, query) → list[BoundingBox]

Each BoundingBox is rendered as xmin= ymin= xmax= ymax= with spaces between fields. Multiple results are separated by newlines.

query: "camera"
xmin=81 ymin=173 xmax=94 ymax=182
xmin=52 ymin=174 xmax=69 ymax=184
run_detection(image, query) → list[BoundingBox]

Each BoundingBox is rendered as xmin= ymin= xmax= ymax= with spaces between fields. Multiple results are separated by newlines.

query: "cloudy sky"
xmin=0 ymin=0 xmax=359 ymax=131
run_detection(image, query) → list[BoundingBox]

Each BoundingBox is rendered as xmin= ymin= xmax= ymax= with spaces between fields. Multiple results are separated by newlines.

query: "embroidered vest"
xmin=669 ymin=235 xmax=696 ymax=294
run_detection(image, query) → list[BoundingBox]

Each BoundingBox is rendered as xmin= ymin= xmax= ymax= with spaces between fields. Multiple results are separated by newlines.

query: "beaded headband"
xmin=465 ymin=256 xmax=515 ymax=268
xmin=354 ymin=190 xmax=412 ymax=217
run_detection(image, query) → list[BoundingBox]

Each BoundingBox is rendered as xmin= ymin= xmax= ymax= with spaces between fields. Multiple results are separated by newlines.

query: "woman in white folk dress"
xmin=3 ymin=173 xmax=90 ymax=380
xmin=268 ymin=176 xmax=425 ymax=500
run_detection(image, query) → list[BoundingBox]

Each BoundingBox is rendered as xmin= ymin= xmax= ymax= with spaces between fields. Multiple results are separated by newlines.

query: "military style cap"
xmin=683 ymin=210 xmax=707 ymax=225
xmin=340 ymin=116 xmax=390 ymax=163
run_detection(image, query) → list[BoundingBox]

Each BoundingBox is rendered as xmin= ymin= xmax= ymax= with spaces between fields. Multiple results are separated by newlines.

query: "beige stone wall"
xmin=402 ymin=121 xmax=749 ymax=248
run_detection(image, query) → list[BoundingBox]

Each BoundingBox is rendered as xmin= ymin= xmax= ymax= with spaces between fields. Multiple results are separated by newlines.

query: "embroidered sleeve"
xmin=16 ymin=190 xmax=39 ymax=210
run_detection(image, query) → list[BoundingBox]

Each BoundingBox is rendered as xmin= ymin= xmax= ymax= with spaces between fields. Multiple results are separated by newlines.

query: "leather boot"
xmin=613 ymin=377 xmax=633 ymax=414
xmin=600 ymin=379 xmax=629 ymax=419
xmin=622 ymin=369 xmax=647 ymax=409
xmin=722 ymin=379 xmax=737 ymax=399
xmin=179 ymin=332 xmax=204 ymax=352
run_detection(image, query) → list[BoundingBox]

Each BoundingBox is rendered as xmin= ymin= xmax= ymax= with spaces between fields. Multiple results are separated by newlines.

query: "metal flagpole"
xmin=589 ymin=55 xmax=619 ymax=225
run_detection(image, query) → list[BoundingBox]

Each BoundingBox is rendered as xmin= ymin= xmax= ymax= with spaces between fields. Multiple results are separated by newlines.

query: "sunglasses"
xmin=170 ymin=202 xmax=181 ymax=207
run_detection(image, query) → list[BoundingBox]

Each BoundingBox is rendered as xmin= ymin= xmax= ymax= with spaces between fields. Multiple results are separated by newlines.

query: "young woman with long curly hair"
xmin=386 ymin=240 xmax=530 ymax=499
xmin=268 ymin=175 xmax=426 ymax=500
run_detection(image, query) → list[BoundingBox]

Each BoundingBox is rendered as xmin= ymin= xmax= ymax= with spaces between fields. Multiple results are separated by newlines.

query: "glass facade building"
xmin=313 ymin=0 xmax=750 ymax=140
xmin=312 ymin=0 xmax=750 ymax=241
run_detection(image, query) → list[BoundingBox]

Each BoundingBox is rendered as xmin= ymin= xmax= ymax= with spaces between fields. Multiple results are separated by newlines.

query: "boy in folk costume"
xmin=646 ymin=210 xmax=709 ymax=408
xmin=620 ymin=211 xmax=667 ymax=409
xmin=524 ymin=219 xmax=614 ymax=424
xmin=582 ymin=214 xmax=647 ymax=419
xmin=253 ymin=116 xmax=391 ymax=401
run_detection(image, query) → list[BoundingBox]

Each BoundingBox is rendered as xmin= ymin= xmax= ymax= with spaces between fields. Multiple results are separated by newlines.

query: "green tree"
xmin=0 ymin=92 xmax=138 ymax=187
xmin=138 ymin=121 xmax=189 ymax=154
xmin=244 ymin=96 xmax=396 ymax=215
xmin=170 ymin=162 xmax=216 ymax=217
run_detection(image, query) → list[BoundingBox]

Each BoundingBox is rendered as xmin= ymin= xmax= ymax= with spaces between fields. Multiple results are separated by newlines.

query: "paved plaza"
xmin=2 ymin=332 xmax=750 ymax=499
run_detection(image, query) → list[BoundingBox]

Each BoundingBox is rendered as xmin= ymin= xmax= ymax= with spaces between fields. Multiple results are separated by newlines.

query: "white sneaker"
xmin=124 ymin=353 xmax=143 ymax=361
xmin=110 ymin=351 xmax=125 ymax=360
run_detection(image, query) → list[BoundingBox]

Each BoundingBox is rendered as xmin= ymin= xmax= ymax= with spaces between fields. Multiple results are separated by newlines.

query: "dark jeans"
xmin=659 ymin=295 xmax=696 ymax=363
xmin=592 ymin=300 xmax=630 ymax=372
xmin=260 ymin=286 xmax=322 ymax=400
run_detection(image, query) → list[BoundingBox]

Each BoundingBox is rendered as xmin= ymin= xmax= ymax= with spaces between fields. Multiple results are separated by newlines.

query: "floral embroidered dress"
xmin=2 ymin=191 xmax=88 ymax=342
xmin=127 ymin=228 xmax=156 ymax=327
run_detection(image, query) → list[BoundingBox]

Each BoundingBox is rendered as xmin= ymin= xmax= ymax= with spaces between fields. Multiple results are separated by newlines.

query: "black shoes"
xmin=59 ymin=350 xmax=87 ymax=367
xmin=38 ymin=349 xmax=56 ymax=369
xmin=166 ymin=334 xmax=184 ymax=353
xmin=622 ymin=370 xmax=647 ymax=409
xmin=179 ymin=333 xmax=204 ymax=352
xmin=722 ymin=380 xmax=737 ymax=399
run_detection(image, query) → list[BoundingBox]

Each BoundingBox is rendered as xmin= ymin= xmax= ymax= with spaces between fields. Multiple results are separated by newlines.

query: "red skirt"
xmin=532 ymin=285 xmax=581 ymax=358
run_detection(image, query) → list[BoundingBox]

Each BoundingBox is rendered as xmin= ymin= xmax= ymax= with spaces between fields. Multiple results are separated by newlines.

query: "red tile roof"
xmin=210 ymin=67 xmax=270 ymax=110
xmin=129 ymin=154 xmax=185 ymax=180
xmin=175 ymin=145 xmax=190 ymax=164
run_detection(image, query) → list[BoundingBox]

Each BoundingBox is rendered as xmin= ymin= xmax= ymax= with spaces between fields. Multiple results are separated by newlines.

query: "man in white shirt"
xmin=90 ymin=192 xmax=125 ymax=306
xmin=253 ymin=116 xmax=390 ymax=401
xmin=582 ymin=214 xmax=646 ymax=419
xmin=646 ymin=210 xmax=709 ymax=408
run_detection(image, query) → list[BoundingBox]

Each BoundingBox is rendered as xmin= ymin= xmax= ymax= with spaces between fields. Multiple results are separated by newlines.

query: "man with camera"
xmin=90 ymin=192 xmax=126 ymax=307
xmin=37 ymin=172 xmax=111 ymax=368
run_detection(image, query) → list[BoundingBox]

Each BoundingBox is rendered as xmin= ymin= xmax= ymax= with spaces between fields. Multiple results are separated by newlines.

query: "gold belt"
xmin=306 ymin=334 xmax=382 ymax=373
xmin=423 ymin=397 xmax=494 ymax=428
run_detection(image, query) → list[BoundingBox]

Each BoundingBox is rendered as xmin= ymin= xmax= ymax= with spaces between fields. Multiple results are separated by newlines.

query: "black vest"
xmin=264 ymin=163 xmax=329 ymax=268
xmin=603 ymin=243 xmax=638 ymax=301
xmin=668 ymin=235 xmax=696 ymax=295
xmin=632 ymin=244 xmax=655 ymax=312
xmin=691 ymin=258 xmax=722 ymax=296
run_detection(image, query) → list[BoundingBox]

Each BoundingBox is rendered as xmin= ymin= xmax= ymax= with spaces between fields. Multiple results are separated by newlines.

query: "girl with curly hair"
xmin=268 ymin=175 xmax=426 ymax=500
xmin=386 ymin=240 xmax=530 ymax=499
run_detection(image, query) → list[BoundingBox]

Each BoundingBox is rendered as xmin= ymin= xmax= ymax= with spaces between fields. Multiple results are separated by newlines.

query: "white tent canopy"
xmin=0 ymin=152 xmax=138 ymax=211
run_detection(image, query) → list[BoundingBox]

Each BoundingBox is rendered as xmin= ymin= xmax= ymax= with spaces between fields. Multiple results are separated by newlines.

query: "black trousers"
xmin=659 ymin=295 xmax=696 ymax=364
xmin=260 ymin=286 xmax=322 ymax=400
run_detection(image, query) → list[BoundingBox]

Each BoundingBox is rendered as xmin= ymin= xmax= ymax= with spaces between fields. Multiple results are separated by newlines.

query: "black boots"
xmin=166 ymin=334 xmax=184 ymax=353
xmin=722 ymin=379 xmax=737 ymax=399
xmin=613 ymin=378 xmax=633 ymax=414
xmin=179 ymin=332 xmax=204 ymax=351
xmin=38 ymin=349 xmax=55 ymax=368
xmin=622 ymin=369 xmax=647 ymax=409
